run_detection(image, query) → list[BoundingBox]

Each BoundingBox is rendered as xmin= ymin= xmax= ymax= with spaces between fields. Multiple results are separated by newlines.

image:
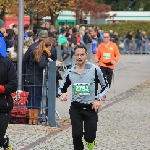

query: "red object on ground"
xmin=10 ymin=91 xmax=29 ymax=124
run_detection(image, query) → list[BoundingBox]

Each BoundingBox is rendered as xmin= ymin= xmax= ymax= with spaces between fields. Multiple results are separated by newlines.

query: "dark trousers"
xmin=100 ymin=66 xmax=113 ymax=88
xmin=0 ymin=113 xmax=9 ymax=147
xmin=69 ymin=102 xmax=98 ymax=150
xmin=136 ymin=40 xmax=141 ymax=51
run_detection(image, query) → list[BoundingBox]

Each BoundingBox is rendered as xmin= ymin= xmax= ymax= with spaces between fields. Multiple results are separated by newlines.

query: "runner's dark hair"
xmin=74 ymin=44 xmax=87 ymax=53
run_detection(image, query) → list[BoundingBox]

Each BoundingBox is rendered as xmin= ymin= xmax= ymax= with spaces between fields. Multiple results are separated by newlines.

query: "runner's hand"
xmin=111 ymin=60 xmax=116 ymax=64
xmin=95 ymin=58 xmax=99 ymax=64
xmin=92 ymin=100 xmax=101 ymax=112
xmin=95 ymin=58 xmax=99 ymax=66
xmin=60 ymin=93 xmax=67 ymax=101
xmin=56 ymin=61 xmax=62 ymax=66
xmin=71 ymin=43 xmax=74 ymax=47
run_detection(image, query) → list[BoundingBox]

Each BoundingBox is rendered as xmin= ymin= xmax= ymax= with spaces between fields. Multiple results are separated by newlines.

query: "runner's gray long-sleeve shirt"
xmin=58 ymin=62 xmax=109 ymax=104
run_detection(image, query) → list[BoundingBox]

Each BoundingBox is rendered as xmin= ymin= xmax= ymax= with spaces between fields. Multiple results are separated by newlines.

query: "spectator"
xmin=75 ymin=24 xmax=80 ymax=32
xmin=0 ymin=20 xmax=7 ymax=57
xmin=12 ymin=24 xmax=18 ymax=35
xmin=61 ymin=42 xmax=70 ymax=62
xmin=66 ymin=32 xmax=72 ymax=46
xmin=4 ymin=29 xmax=15 ymax=49
xmin=22 ymin=30 xmax=48 ymax=75
xmin=118 ymin=35 xmax=125 ymax=51
xmin=7 ymin=35 xmax=18 ymax=62
xmin=24 ymin=25 xmax=31 ymax=41
xmin=126 ymin=31 xmax=133 ymax=40
xmin=125 ymin=31 xmax=133 ymax=50
xmin=57 ymin=31 xmax=68 ymax=46
xmin=141 ymin=31 xmax=147 ymax=53
xmin=24 ymin=24 xmax=30 ymax=33
xmin=50 ymin=37 xmax=57 ymax=61
xmin=97 ymin=30 xmax=103 ymax=43
xmin=25 ymin=37 xmax=61 ymax=125
xmin=48 ymin=25 xmax=55 ymax=38
xmin=83 ymin=31 xmax=92 ymax=44
xmin=24 ymin=30 xmax=34 ymax=51
xmin=33 ymin=27 xmax=38 ymax=37
xmin=0 ymin=19 xmax=17 ymax=149
xmin=60 ymin=24 xmax=67 ymax=33
xmin=135 ymin=29 xmax=142 ymax=51
xmin=79 ymin=26 xmax=85 ymax=37
xmin=12 ymin=24 xmax=18 ymax=30
xmin=25 ymin=37 xmax=51 ymax=125
xmin=45 ymin=22 xmax=50 ymax=31
xmin=76 ymin=32 xmax=82 ymax=45
xmin=113 ymin=32 xmax=119 ymax=44
xmin=37 ymin=21 xmax=46 ymax=35
xmin=70 ymin=28 xmax=77 ymax=45
xmin=109 ymin=30 xmax=114 ymax=41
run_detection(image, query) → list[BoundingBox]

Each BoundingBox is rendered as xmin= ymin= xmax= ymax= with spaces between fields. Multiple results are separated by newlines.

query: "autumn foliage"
xmin=0 ymin=0 xmax=18 ymax=15
xmin=68 ymin=0 xmax=111 ymax=20
xmin=0 ymin=0 xmax=112 ymax=25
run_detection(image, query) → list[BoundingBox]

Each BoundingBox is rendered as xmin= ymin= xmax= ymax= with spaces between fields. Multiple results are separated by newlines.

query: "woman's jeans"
xmin=25 ymin=81 xmax=42 ymax=109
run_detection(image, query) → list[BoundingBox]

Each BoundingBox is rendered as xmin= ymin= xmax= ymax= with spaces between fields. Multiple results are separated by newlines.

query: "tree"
xmin=0 ymin=0 xmax=18 ymax=21
xmin=46 ymin=0 xmax=75 ymax=25
xmin=0 ymin=0 xmax=72 ymax=27
xmin=142 ymin=0 xmax=150 ymax=11
xmin=131 ymin=0 xmax=150 ymax=11
xmin=0 ymin=0 xmax=51 ymax=29
xmin=99 ymin=0 xmax=150 ymax=11
xmin=68 ymin=0 xmax=111 ymax=24
xmin=24 ymin=0 xmax=50 ymax=29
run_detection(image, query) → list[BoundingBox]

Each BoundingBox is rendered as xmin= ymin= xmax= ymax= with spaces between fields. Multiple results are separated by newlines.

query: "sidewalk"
xmin=7 ymin=55 xmax=150 ymax=150
xmin=7 ymin=80 xmax=150 ymax=150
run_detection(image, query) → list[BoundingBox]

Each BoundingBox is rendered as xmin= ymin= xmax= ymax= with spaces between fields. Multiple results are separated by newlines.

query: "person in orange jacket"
xmin=95 ymin=31 xmax=120 ymax=101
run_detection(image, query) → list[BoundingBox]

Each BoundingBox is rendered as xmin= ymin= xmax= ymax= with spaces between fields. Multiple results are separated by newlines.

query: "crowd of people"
xmin=1 ymin=16 xmax=150 ymax=149
xmin=4 ymin=21 xmax=150 ymax=62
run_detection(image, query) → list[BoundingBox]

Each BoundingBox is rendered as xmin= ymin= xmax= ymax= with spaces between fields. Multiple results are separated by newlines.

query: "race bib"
xmin=74 ymin=83 xmax=90 ymax=95
xmin=103 ymin=53 xmax=111 ymax=59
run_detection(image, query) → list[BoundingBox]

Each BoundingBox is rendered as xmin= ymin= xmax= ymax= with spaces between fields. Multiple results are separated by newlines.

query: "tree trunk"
xmin=30 ymin=12 xmax=34 ymax=30
xmin=76 ymin=17 xmax=80 ymax=25
xmin=29 ymin=2 xmax=35 ymax=30
xmin=51 ymin=13 xmax=57 ymax=25
xmin=76 ymin=7 xmax=81 ymax=25
xmin=80 ymin=18 xmax=83 ymax=24
xmin=0 ymin=9 xmax=5 ymax=22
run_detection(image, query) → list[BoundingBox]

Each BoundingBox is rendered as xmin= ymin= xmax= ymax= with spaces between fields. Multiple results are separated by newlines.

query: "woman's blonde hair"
xmin=142 ymin=31 xmax=146 ymax=34
xmin=33 ymin=37 xmax=55 ymax=62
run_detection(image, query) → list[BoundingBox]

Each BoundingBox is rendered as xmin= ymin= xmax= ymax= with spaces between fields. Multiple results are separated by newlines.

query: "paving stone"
xmin=6 ymin=55 xmax=150 ymax=150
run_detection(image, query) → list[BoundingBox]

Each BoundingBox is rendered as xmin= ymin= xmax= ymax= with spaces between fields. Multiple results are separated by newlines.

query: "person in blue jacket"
xmin=0 ymin=19 xmax=7 ymax=57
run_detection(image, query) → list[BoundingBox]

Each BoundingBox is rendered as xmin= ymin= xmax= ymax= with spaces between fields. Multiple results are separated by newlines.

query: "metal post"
xmin=17 ymin=0 xmax=24 ymax=90
xmin=47 ymin=61 xmax=60 ymax=127
xmin=85 ymin=43 xmax=92 ymax=62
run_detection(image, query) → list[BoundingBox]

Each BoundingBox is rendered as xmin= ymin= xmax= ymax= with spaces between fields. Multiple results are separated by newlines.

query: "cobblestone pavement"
xmin=7 ymin=80 xmax=150 ymax=150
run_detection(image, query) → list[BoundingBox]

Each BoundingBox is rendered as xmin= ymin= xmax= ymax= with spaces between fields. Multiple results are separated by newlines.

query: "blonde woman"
xmin=141 ymin=31 xmax=147 ymax=53
xmin=7 ymin=35 xmax=28 ymax=62
xmin=7 ymin=35 xmax=18 ymax=62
